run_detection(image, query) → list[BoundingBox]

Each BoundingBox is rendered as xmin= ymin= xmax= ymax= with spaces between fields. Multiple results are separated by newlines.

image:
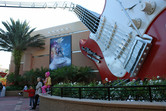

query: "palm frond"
xmin=0 ymin=18 xmax=45 ymax=52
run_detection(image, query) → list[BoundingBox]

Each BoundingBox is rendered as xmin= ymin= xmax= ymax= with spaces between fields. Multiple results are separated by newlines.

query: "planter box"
xmin=6 ymin=90 xmax=22 ymax=96
xmin=39 ymin=95 xmax=166 ymax=111
xmin=6 ymin=90 xmax=29 ymax=98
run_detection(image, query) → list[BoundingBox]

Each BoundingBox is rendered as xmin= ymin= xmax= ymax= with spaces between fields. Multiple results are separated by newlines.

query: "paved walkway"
xmin=0 ymin=96 xmax=39 ymax=111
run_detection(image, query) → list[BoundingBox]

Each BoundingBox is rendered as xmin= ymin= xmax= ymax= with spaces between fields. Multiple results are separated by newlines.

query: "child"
xmin=42 ymin=71 xmax=51 ymax=94
xmin=24 ymin=86 xmax=35 ymax=108
xmin=19 ymin=85 xmax=28 ymax=96
xmin=23 ymin=85 xmax=28 ymax=90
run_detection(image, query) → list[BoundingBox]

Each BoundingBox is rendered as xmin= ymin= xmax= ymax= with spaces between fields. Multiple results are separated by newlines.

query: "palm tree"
xmin=0 ymin=18 xmax=45 ymax=77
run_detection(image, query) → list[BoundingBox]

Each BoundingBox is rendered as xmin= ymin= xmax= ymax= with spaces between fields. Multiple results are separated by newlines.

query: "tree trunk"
xmin=14 ymin=63 xmax=20 ymax=75
xmin=12 ymin=49 xmax=23 ymax=84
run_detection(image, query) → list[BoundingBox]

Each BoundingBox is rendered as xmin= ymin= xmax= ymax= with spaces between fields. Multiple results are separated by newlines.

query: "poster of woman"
xmin=49 ymin=35 xmax=71 ymax=70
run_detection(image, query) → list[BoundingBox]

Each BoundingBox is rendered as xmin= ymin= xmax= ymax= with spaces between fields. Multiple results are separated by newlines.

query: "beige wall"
xmin=39 ymin=95 xmax=166 ymax=111
xmin=32 ymin=55 xmax=49 ymax=69
xmin=72 ymin=31 xmax=90 ymax=51
xmin=72 ymin=53 xmax=97 ymax=69
xmin=9 ymin=21 xmax=98 ymax=75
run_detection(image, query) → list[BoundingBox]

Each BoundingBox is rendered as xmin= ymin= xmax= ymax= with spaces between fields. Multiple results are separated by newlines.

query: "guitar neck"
xmin=74 ymin=5 xmax=100 ymax=33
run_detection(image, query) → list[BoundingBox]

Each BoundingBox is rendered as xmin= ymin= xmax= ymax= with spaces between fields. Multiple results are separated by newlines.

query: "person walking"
xmin=1 ymin=85 xmax=6 ymax=97
xmin=0 ymin=82 xmax=3 ymax=97
xmin=31 ymin=77 xmax=43 ymax=110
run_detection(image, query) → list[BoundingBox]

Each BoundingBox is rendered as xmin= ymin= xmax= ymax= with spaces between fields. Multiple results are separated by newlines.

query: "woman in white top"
xmin=31 ymin=77 xmax=43 ymax=110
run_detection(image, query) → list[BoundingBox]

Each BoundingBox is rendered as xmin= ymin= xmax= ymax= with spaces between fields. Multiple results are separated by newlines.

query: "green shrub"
xmin=6 ymin=65 xmax=95 ymax=90
xmin=50 ymin=65 xmax=95 ymax=84
xmin=22 ymin=67 xmax=48 ymax=86
xmin=7 ymin=73 xmax=24 ymax=86
xmin=6 ymin=85 xmax=23 ymax=91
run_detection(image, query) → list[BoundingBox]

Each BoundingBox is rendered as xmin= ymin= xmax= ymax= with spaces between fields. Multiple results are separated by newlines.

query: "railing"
xmin=50 ymin=85 xmax=166 ymax=102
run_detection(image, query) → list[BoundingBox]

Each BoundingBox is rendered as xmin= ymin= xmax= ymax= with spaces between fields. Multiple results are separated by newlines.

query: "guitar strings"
xmin=75 ymin=9 xmax=131 ymax=64
xmin=96 ymin=19 xmax=134 ymax=52
xmin=96 ymin=26 xmax=132 ymax=56
xmin=75 ymin=8 xmax=98 ymax=28
xmin=95 ymin=24 xmax=133 ymax=64
xmin=75 ymin=4 xmax=135 ymax=46
xmin=75 ymin=5 xmax=100 ymax=23
xmin=74 ymin=9 xmax=96 ymax=32
xmin=98 ymin=40 xmax=128 ymax=65
xmin=75 ymin=5 xmax=99 ymax=24
xmin=74 ymin=6 xmax=99 ymax=33
xmin=98 ymin=32 xmax=128 ymax=59
xmin=74 ymin=5 xmax=137 ymax=66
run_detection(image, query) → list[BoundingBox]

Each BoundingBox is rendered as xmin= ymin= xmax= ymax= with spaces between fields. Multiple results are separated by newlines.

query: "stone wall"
xmin=39 ymin=95 xmax=166 ymax=111
xmin=6 ymin=90 xmax=21 ymax=96
xmin=5 ymin=91 xmax=28 ymax=98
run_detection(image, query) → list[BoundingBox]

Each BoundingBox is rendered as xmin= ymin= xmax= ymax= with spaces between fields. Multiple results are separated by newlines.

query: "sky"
xmin=0 ymin=0 xmax=105 ymax=69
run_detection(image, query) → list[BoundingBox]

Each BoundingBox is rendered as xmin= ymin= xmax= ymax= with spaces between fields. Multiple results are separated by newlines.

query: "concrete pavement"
xmin=0 ymin=96 xmax=39 ymax=111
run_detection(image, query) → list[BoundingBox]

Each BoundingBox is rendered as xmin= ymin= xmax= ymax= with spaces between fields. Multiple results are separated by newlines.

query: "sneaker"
xmin=18 ymin=93 xmax=22 ymax=96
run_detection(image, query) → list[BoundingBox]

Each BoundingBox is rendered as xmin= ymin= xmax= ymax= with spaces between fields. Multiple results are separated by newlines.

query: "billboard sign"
xmin=49 ymin=35 xmax=71 ymax=70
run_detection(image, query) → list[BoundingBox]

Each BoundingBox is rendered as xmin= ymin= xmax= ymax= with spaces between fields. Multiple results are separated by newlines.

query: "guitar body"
xmin=138 ymin=9 xmax=166 ymax=79
xmin=80 ymin=37 xmax=118 ymax=81
xmin=79 ymin=0 xmax=166 ymax=82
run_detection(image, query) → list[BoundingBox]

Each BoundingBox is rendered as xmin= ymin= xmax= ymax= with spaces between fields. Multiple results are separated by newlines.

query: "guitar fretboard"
xmin=74 ymin=5 xmax=100 ymax=33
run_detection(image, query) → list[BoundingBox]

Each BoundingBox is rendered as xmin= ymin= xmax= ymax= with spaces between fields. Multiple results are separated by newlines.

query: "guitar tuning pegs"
xmin=140 ymin=1 xmax=156 ymax=15
xmin=128 ymin=18 xmax=142 ymax=29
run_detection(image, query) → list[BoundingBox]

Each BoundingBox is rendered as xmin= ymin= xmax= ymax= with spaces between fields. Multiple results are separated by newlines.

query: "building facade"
xmin=9 ymin=21 xmax=100 ymax=79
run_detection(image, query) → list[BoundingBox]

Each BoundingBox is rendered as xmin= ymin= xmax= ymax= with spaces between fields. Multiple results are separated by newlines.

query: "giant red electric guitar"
xmin=0 ymin=0 xmax=165 ymax=82
xmin=74 ymin=0 xmax=166 ymax=82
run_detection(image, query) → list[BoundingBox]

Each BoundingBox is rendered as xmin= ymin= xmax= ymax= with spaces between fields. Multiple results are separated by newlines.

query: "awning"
xmin=0 ymin=72 xmax=7 ymax=77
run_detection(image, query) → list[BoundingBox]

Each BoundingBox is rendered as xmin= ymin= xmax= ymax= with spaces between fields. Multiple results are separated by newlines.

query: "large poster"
xmin=49 ymin=35 xmax=71 ymax=70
